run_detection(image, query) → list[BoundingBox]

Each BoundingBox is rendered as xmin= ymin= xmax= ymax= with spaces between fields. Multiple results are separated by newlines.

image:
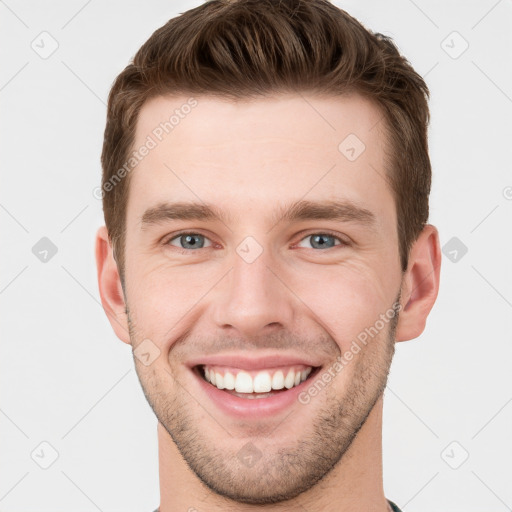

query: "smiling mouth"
xmin=194 ymin=364 xmax=321 ymax=399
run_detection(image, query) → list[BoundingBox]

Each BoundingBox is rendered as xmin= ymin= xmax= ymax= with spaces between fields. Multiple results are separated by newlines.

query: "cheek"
xmin=289 ymin=262 xmax=393 ymax=352
xmin=124 ymin=258 xmax=217 ymax=342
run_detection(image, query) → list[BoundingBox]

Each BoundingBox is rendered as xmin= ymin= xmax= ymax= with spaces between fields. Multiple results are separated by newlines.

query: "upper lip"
xmin=186 ymin=353 xmax=323 ymax=371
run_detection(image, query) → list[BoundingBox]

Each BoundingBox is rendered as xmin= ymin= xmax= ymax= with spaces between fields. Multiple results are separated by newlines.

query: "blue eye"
xmin=165 ymin=231 xmax=346 ymax=252
xmin=297 ymin=233 xmax=344 ymax=249
xmin=167 ymin=233 xmax=212 ymax=250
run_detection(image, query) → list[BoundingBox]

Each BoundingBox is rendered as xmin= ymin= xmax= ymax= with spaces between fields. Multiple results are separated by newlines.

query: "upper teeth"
xmin=203 ymin=365 xmax=312 ymax=393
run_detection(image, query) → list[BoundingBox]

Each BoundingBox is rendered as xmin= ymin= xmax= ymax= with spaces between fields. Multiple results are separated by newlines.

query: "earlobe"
xmin=95 ymin=226 xmax=131 ymax=344
xmin=395 ymin=224 xmax=442 ymax=342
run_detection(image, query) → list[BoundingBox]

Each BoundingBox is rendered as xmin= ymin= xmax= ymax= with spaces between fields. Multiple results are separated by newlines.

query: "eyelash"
xmin=163 ymin=230 xmax=350 ymax=253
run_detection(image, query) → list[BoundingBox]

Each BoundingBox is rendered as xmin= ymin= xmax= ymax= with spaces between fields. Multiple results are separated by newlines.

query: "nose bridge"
xmin=212 ymin=241 xmax=295 ymax=336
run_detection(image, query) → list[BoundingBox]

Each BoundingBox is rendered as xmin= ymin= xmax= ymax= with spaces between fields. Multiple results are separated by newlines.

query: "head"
xmin=96 ymin=0 xmax=440 ymax=506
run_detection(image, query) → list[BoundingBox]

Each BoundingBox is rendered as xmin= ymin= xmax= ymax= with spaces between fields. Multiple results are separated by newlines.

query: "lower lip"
xmin=191 ymin=366 xmax=320 ymax=419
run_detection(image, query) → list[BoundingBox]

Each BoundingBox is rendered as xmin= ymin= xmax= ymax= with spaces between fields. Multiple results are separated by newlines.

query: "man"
xmin=95 ymin=0 xmax=441 ymax=510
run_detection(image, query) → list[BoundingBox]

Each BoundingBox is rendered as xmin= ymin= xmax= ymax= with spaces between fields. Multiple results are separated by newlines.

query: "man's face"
xmin=122 ymin=93 xmax=403 ymax=504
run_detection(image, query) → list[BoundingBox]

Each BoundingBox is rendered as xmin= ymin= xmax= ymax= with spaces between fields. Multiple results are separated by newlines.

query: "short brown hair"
xmin=101 ymin=0 xmax=431 ymax=277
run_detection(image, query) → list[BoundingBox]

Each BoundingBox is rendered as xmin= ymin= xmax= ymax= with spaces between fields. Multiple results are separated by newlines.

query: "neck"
xmin=157 ymin=397 xmax=388 ymax=512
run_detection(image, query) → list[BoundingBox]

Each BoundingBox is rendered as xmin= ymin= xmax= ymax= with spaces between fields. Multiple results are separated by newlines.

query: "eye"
xmin=296 ymin=232 xmax=348 ymax=250
xmin=164 ymin=231 xmax=348 ymax=252
xmin=166 ymin=232 xmax=213 ymax=250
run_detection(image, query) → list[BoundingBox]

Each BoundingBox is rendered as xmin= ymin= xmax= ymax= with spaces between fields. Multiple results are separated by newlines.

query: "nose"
xmin=211 ymin=246 xmax=296 ymax=338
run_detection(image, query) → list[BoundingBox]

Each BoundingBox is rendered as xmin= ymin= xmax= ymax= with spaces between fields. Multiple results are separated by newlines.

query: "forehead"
xmin=128 ymin=93 xmax=393 ymax=226
xmin=135 ymin=92 xmax=387 ymax=155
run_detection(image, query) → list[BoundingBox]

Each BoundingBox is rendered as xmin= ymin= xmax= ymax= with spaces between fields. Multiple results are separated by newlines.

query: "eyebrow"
xmin=140 ymin=199 xmax=377 ymax=231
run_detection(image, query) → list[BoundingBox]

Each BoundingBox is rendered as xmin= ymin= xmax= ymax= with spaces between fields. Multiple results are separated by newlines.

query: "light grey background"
xmin=1 ymin=1 xmax=511 ymax=511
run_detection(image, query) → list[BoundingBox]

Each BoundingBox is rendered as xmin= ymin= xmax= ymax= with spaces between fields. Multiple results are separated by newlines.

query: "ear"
xmin=95 ymin=226 xmax=131 ymax=344
xmin=395 ymin=224 xmax=441 ymax=342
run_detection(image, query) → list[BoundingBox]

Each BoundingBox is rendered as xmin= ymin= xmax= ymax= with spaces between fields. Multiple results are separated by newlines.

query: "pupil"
xmin=312 ymin=234 xmax=334 ymax=248
xmin=183 ymin=234 xmax=203 ymax=249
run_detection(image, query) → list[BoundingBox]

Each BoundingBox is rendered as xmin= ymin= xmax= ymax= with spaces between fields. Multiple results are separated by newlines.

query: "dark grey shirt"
xmin=389 ymin=500 xmax=403 ymax=512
